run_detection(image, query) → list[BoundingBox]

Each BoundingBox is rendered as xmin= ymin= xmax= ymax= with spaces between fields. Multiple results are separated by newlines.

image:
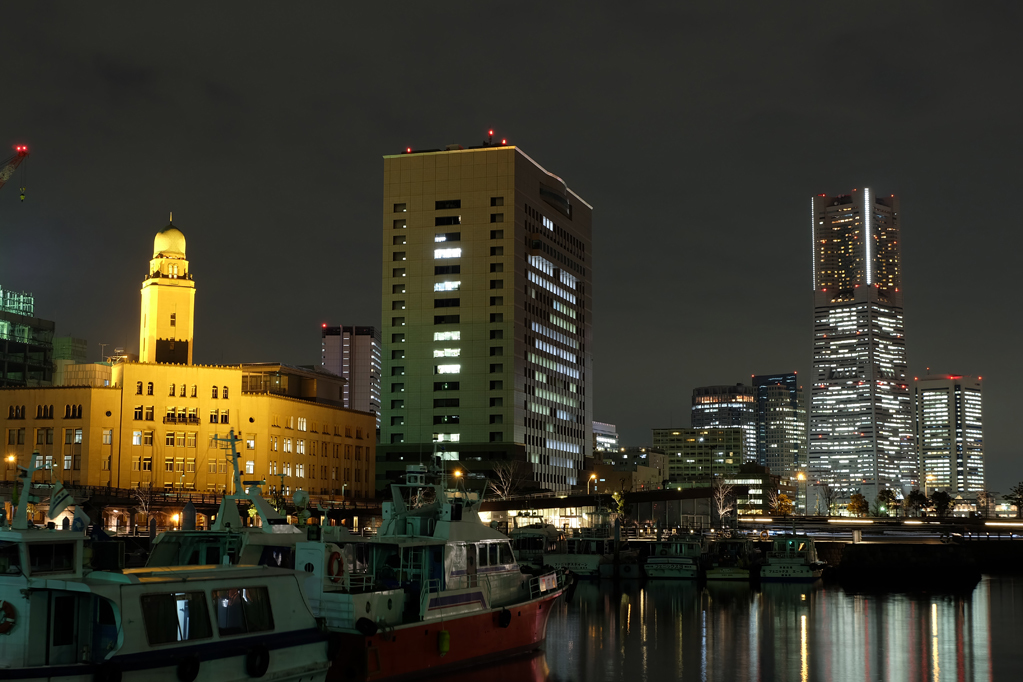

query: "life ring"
xmin=0 ymin=601 xmax=15 ymax=635
xmin=759 ymin=530 xmax=769 ymax=542
xmin=328 ymin=551 xmax=344 ymax=583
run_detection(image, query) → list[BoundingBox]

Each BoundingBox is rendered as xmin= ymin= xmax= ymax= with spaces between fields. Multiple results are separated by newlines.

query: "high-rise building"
xmin=652 ymin=427 xmax=746 ymax=483
xmin=320 ymin=325 xmax=382 ymax=423
xmin=914 ymin=373 xmax=984 ymax=494
xmin=378 ymin=141 xmax=593 ymax=493
xmin=0 ymin=285 xmax=54 ymax=387
xmin=691 ymin=384 xmax=756 ymax=463
xmin=752 ymin=373 xmax=806 ymax=479
xmin=809 ymin=189 xmax=914 ymax=501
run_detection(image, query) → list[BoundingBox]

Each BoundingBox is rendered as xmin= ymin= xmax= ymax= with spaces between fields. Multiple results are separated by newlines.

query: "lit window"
xmin=435 ymin=365 xmax=461 ymax=374
xmin=433 ymin=331 xmax=461 ymax=341
xmin=434 ymin=248 xmax=462 ymax=259
xmin=434 ymin=281 xmax=461 ymax=292
xmin=433 ymin=349 xmax=460 ymax=358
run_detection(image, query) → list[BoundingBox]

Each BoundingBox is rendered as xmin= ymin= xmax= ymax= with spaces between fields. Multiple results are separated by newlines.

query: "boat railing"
xmin=766 ymin=550 xmax=809 ymax=560
xmin=527 ymin=571 xmax=564 ymax=600
xmin=420 ymin=577 xmax=441 ymax=617
xmin=345 ymin=573 xmax=375 ymax=592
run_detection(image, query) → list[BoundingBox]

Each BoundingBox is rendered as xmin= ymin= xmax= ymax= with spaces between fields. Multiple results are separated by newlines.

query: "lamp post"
xmin=796 ymin=472 xmax=806 ymax=515
xmin=4 ymin=455 xmax=14 ymax=482
xmin=588 ymin=473 xmax=597 ymax=495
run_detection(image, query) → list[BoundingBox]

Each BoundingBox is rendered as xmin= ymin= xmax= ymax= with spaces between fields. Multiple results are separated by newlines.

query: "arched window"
xmin=147 ymin=382 xmax=154 ymax=396
xmin=8 ymin=406 xmax=13 ymax=419
xmin=64 ymin=405 xmax=71 ymax=419
xmin=47 ymin=405 xmax=53 ymax=419
xmin=36 ymin=405 xmax=42 ymax=419
xmin=136 ymin=381 xmax=143 ymax=395
xmin=169 ymin=384 xmax=176 ymax=397
xmin=190 ymin=385 xmax=197 ymax=398
xmin=179 ymin=384 xmax=186 ymax=397
xmin=212 ymin=387 xmax=218 ymax=399
xmin=222 ymin=386 xmax=229 ymax=400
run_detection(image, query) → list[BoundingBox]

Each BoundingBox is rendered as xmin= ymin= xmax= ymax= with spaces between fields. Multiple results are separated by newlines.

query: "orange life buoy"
xmin=328 ymin=551 xmax=344 ymax=583
xmin=0 ymin=600 xmax=15 ymax=635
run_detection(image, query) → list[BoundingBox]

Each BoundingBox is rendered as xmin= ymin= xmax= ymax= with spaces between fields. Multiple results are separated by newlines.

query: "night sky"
xmin=2 ymin=4 xmax=1020 ymax=488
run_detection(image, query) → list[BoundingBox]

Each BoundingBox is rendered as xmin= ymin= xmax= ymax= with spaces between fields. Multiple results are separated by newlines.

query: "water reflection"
xmin=455 ymin=576 xmax=1023 ymax=682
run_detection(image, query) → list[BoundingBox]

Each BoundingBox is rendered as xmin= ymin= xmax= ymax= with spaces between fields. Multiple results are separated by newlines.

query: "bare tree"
xmin=132 ymin=482 xmax=154 ymax=521
xmin=821 ymin=484 xmax=838 ymax=517
xmin=766 ymin=488 xmax=779 ymax=514
xmin=712 ymin=477 xmax=735 ymax=526
xmin=488 ymin=461 xmax=526 ymax=499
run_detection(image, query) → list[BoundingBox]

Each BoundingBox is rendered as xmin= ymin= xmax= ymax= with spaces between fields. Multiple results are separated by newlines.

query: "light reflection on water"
xmin=455 ymin=576 xmax=1023 ymax=682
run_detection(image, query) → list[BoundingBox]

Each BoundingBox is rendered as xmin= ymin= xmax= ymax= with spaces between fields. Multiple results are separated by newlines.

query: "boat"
xmin=760 ymin=534 xmax=826 ymax=581
xmin=147 ymin=431 xmax=337 ymax=570
xmin=0 ymin=453 xmax=332 ymax=682
xmin=705 ymin=535 xmax=760 ymax=581
xmin=301 ymin=464 xmax=567 ymax=681
xmin=508 ymin=522 xmax=564 ymax=569
xmin=643 ymin=535 xmax=705 ymax=579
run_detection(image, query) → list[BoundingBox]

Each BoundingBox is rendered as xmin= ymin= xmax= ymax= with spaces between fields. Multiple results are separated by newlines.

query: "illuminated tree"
xmin=712 ymin=477 xmax=735 ymax=525
xmin=847 ymin=493 xmax=869 ymax=517
xmin=773 ymin=494 xmax=794 ymax=516
xmin=1003 ymin=483 xmax=1023 ymax=519
xmin=487 ymin=460 xmax=526 ymax=500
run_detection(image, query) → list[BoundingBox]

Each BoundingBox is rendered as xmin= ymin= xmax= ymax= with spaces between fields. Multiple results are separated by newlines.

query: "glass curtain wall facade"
xmin=752 ymin=373 xmax=806 ymax=479
xmin=691 ymin=384 xmax=757 ymax=463
xmin=378 ymin=143 xmax=593 ymax=493
xmin=914 ymin=374 xmax=984 ymax=494
xmin=809 ymin=190 xmax=914 ymax=502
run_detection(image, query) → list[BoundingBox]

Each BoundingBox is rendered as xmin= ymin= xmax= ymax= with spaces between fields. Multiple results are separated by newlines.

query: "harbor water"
xmin=441 ymin=575 xmax=1023 ymax=682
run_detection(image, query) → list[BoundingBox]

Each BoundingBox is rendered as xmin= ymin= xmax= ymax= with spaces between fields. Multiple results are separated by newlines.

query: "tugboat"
xmin=300 ymin=465 xmax=567 ymax=681
xmin=760 ymin=534 xmax=826 ymax=581
xmin=0 ymin=453 xmax=331 ymax=682
xmin=643 ymin=535 xmax=705 ymax=579
xmin=705 ymin=534 xmax=760 ymax=581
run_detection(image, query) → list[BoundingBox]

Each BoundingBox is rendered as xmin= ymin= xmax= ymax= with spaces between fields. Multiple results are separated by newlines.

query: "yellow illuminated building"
xmin=1 ymin=225 xmax=375 ymax=501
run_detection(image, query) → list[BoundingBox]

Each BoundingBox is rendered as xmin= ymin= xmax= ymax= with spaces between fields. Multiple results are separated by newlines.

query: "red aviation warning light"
xmin=1 ymin=144 xmax=31 ymax=199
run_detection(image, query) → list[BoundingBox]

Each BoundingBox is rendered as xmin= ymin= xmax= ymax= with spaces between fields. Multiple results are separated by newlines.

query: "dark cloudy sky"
xmin=2 ymin=3 xmax=1020 ymax=488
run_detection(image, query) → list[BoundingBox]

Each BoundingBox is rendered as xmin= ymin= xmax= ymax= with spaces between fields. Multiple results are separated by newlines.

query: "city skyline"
xmin=1 ymin=5 xmax=1020 ymax=488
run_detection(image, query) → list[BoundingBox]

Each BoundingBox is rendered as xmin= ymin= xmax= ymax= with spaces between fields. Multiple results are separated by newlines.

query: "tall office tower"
xmin=691 ymin=384 xmax=756 ymax=463
xmin=752 ymin=373 xmax=807 ymax=478
xmin=810 ymin=189 xmax=913 ymax=501
xmin=914 ymin=373 xmax=984 ymax=494
xmin=320 ymin=325 xmax=382 ymax=423
xmin=378 ymin=141 xmax=592 ymax=492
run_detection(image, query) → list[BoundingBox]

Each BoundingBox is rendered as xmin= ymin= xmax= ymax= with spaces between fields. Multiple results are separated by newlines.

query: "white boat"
xmin=705 ymin=536 xmax=760 ymax=581
xmin=643 ymin=536 xmax=704 ymax=579
xmin=542 ymin=533 xmax=614 ymax=578
xmin=0 ymin=454 xmax=331 ymax=682
xmin=508 ymin=522 xmax=564 ymax=569
xmin=760 ymin=535 xmax=825 ymax=581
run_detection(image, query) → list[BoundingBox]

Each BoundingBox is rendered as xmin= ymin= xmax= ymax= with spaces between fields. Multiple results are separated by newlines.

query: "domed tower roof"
xmin=153 ymin=223 xmax=186 ymax=258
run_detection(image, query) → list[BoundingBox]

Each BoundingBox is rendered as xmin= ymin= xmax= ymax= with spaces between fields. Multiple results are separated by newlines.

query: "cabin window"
xmin=489 ymin=543 xmax=500 ymax=566
xmin=28 ymin=542 xmax=75 ymax=574
xmin=500 ymin=543 xmax=514 ymax=565
xmin=478 ymin=544 xmax=489 ymax=567
xmin=141 ymin=592 xmax=213 ymax=644
xmin=212 ymin=587 xmax=275 ymax=636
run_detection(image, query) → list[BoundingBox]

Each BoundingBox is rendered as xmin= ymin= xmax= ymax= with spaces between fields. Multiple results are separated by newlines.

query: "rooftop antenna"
xmin=169 ymin=211 xmax=173 ymax=223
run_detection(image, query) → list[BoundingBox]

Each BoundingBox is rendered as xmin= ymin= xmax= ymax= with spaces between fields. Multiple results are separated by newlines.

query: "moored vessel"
xmin=643 ymin=535 xmax=704 ymax=579
xmin=705 ymin=535 xmax=760 ymax=581
xmin=760 ymin=534 xmax=826 ymax=581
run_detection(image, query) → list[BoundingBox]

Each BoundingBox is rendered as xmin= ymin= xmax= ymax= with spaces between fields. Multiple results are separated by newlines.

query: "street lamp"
xmin=796 ymin=472 xmax=807 ymax=515
xmin=4 ymin=455 xmax=14 ymax=482
xmin=588 ymin=473 xmax=597 ymax=495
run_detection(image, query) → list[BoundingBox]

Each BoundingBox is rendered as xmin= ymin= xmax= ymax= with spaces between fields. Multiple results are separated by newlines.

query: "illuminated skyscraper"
xmin=809 ymin=190 xmax=914 ymax=501
xmin=320 ymin=325 xmax=382 ymax=424
xmin=752 ymin=373 xmax=806 ymax=480
xmin=690 ymin=383 xmax=757 ymax=463
xmin=378 ymin=141 xmax=592 ymax=493
xmin=914 ymin=373 xmax=984 ymax=494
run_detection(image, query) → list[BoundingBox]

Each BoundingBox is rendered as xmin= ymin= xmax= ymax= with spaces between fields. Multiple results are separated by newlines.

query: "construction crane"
xmin=0 ymin=145 xmax=29 ymax=200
